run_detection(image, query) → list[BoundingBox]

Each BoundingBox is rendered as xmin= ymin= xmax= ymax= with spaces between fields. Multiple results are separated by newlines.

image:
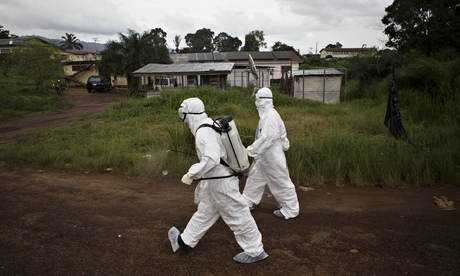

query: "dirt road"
xmin=0 ymin=88 xmax=124 ymax=144
xmin=0 ymin=89 xmax=459 ymax=275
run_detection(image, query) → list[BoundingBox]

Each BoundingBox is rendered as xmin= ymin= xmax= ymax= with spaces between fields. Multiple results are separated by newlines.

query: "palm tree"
xmin=99 ymin=28 xmax=172 ymax=96
xmin=173 ymin=35 xmax=181 ymax=53
xmin=59 ymin=33 xmax=83 ymax=50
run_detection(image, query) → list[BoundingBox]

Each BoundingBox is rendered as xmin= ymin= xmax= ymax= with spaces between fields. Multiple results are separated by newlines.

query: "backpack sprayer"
xmin=218 ymin=116 xmax=250 ymax=173
xmin=171 ymin=116 xmax=250 ymax=181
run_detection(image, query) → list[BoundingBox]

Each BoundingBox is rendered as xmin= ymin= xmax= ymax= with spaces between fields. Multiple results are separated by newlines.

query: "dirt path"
xmin=0 ymin=89 xmax=459 ymax=275
xmin=0 ymin=88 xmax=125 ymax=144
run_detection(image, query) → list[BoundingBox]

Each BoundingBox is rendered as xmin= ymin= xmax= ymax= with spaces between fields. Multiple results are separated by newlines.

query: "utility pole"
xmin=92 ymin=38 xmax=98 ymax=51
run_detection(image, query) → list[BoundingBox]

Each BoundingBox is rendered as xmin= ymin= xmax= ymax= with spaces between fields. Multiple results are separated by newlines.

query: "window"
xmin=1 ymin=49 xmax=11 ymax=54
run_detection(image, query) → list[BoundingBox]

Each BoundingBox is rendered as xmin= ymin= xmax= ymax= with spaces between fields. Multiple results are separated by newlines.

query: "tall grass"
xmin=1 ymin=55 xmax=459 ymax=187
xmin=0 ymin=65 xmax=71 ymax=120
xmin=1 ymin=84 xmax=458 ymax=188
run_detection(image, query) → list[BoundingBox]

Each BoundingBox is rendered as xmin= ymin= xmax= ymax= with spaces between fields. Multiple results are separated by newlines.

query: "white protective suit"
xmin=243 ymin=88 xmax=300 ymax=219
xmin=178 ymin=97 xmax=266 ymax=259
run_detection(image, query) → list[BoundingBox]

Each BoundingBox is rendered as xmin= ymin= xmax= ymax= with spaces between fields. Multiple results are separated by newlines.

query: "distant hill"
xmin=20 ymin=35 xmax=106 ymax=51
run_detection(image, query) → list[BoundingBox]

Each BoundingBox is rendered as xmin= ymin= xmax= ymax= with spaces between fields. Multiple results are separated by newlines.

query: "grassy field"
xmin=1 ymin=83 xmax=458 ymax=188
xmin=0 ymin=66 xmax=71 ymax=120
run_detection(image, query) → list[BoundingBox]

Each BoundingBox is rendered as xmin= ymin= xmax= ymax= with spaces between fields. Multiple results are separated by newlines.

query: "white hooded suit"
xmin=243 ymin=88 xmax=300 ymax=219
xmin=178 ymin=97 xmax=265 ymax=259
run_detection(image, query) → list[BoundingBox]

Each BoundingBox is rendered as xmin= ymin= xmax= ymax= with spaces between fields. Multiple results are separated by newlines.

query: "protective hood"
xmin=179 ymin=97 xmax=208 ymax=134
xmin=255 ymin=87 xmax=274 ymax=112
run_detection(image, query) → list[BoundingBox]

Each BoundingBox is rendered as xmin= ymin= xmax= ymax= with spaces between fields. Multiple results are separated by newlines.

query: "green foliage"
xmin=213 ymin=32 xmax=242 ymax=52
xmin=1 ymin=83 xmax=458 ymax=187
xmin=2 ymin=49 xmax=460 ymax=187
xmin=0 ymin=57 xmax=70 ymax=120
xmin=173 ymin=35 xmax=182 ymax=53
xmin=382 ymin=0 xmax=460 ymax=55
xmin=99 ymin=28 xmax=172 ymax=95
xmin=185 ymin=28 xmax=215 ymax=52
xmin=59 ymin=33 xmax=83 ymax=50
xmin=396 ymin=54 xmax=460 ymax=101
xmin=0 ymin=84 xmax=72 ymax=120
xmin=6 ymin=39 xmax=64 ymax=91
xmin=0 ymin=25 xmax=18 ymax=39
xmin=346 ymin=50 xmax=399 ymax=82
xmin=241 ymin=30 xmax=267 ymax=52
xmin=271 ymin=42 xmax=301 ymax=58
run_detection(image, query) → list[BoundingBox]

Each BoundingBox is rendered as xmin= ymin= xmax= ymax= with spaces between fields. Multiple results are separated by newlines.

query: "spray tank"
xmin=196 ymin=116 xmax=250 ymax=175
xmin=218 ymin=116 xmax=250 ymax=173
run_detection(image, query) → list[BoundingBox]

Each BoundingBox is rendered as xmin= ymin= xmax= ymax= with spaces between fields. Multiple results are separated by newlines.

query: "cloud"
xmin=1 ymin=0 xmax=393 ymax=53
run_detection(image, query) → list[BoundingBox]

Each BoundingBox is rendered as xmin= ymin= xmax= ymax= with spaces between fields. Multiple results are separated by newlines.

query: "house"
xmin=133 ymin=62 xmax=235 ymax=91
xmin=138 ymin=51 xmax=303 ymax=90
xmin=60 ymin=49 xmax=102 ymax=87
xmin=0 ymin=36 xmax=127 ymax=88
xmin=291 ymin=69 xmax=345 ymax=104
xmin=319 ymin=48 xmax=375 ymax=59
xmin=2 ymin=37 xmax=302 ymax=91
xmin=0 ymin=36 xmax=55 ymax=56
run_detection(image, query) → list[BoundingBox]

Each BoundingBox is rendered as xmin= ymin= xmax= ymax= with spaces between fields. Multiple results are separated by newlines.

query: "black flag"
xmin=384 ymin=67 xmax=410 ymax=141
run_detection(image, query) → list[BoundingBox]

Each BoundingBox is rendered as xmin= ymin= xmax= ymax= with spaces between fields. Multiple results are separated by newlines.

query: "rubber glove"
xmin=181 ymin=174 xmax=193 ymax=185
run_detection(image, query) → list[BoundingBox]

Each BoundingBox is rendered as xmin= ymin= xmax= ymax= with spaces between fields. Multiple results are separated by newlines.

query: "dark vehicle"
xmin=86 ymin=75 xmax=111 ymax=93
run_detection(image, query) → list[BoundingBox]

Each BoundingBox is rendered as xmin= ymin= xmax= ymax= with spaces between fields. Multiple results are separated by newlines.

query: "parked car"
xmin=86 ymin=75 xmax=111 ymax=93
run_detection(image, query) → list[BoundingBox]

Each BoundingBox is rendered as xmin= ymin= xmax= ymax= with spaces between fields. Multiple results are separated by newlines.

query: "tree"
xmin=0 ymin=25 xmax=18 ymax=39
xmin=59 ymin=33 xmax=83 ymax=50
xmin=325 ymin=42 xmax=343 ymax=49
xmin=7 ymin=39 xmax=63 ymax=91
xmin=241 ymin=30 xmax=267 ymax=51
xmin=173 ymin=35 xmax=182 ymax=53
xmin=99 ymin=28 xmax=172 ymax=96
xmin=185 ymin=28 xmax=215 ymax=52
xmin=213 ymin=32 xmax=242 ymax=52
xmin=149 ymin=28 xmax=171 ymax=64
xmin=271 ymin=41 xmax=301 ymax=57
xmin=382 ymin=0 xmax=460 ymax=55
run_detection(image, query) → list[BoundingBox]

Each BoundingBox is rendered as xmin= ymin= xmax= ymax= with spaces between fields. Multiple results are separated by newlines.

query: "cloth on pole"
xmin=384 ymin=67 xmax=410 ymax=142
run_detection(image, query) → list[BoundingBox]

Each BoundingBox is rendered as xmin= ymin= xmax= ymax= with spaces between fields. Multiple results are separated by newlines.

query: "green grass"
xmin=0 ymin=66 xmax=72 ymax=120
xmin=1 ymin=84 xmax=458 ymax=188
xmin=1 ymin=54 xmax=459 ymax=188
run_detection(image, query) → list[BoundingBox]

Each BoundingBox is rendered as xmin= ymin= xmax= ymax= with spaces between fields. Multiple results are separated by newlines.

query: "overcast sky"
xmin=1 ymin=0 xmax=393 ymax=54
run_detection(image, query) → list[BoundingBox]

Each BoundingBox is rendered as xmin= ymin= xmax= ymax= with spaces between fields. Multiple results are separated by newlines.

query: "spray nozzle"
xmin=219 ymin=116 xmax=233 ymax=133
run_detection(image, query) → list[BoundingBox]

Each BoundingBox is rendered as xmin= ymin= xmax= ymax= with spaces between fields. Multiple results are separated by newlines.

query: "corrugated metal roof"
xmin=133 ymin=62 xmax=235 ymax=76
xmin=291 ymin=69 xmax=344 ymax=76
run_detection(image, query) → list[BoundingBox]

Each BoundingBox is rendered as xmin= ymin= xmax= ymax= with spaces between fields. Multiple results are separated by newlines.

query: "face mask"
xmin=178 ymin=107 xmax=187 ymax=122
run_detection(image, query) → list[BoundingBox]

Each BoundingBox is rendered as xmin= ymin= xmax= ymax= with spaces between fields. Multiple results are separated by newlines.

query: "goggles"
xmin=255 ymin=94 xmax=273 ymax=101
xmin=178 ymin=107 xmax=186 ymax=121
xmin=178 ymin=107 xmax=204 ymax=122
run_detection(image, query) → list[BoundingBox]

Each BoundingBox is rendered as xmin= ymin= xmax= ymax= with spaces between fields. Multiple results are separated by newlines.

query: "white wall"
xmin=293 ymin=75 xmax=342 ymax=104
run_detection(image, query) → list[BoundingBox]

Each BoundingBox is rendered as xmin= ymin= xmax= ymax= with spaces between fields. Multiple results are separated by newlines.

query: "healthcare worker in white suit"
xmin=168 ymin=97 xmax=268 ymax=264
xmin=243 ymin=87 xmax=300 ymax=219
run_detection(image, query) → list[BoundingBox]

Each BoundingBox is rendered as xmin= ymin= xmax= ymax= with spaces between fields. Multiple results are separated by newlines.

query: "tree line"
xmin=2 ymin=0 xmax=459 ymax=56
xmin=1 ymin=0 xmax=459 ymax=95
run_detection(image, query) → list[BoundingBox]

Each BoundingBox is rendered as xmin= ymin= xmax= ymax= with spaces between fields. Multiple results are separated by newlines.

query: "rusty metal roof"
xmin=133 ymin=62 xmax=235 ymax=76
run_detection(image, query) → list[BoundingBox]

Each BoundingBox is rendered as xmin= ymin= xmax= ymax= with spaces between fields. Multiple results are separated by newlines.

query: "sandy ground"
xmin=0 ymin=88 xmax=459 ymax=275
